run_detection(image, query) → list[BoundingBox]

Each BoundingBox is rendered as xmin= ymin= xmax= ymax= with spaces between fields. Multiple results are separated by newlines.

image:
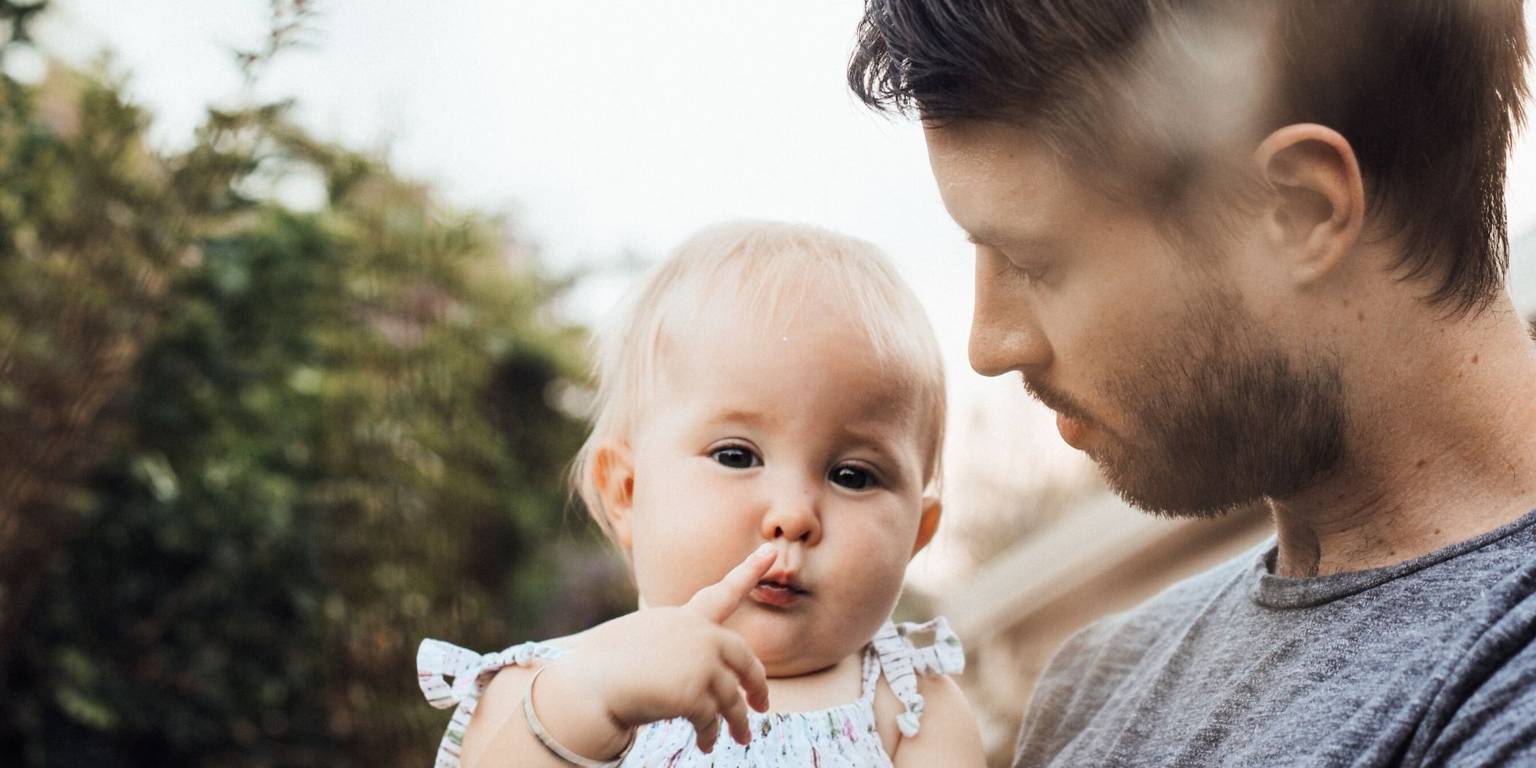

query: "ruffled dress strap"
xmin=869 ymin=617 xmax=966 ymax=737
xmin=416 ymin=638 xmax=566 ymax=768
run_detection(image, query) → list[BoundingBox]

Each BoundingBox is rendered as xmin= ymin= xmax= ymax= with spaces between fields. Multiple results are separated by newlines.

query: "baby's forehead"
xmin=655 ymin=296 xmax=918 ymax=387
xmin=666 ymin=296 xmax=855 ymax=349
xmin=659 ymin=266 xmax=937 ymax=393
xmin=678 ymin=383 xmax=928 ymax=431
xmin=650 ymin=320 xmax=935 ymax=444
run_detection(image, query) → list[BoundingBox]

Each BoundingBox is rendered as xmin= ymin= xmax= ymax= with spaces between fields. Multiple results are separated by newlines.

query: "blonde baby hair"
xmin=571 ymin=220 xmax=946 ymax=544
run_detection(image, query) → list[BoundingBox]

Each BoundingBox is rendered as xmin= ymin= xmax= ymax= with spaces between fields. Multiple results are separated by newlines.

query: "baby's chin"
xmin=734 ymin=610 xmax=885 ymax=678
xmin=756 ymin=642 xmax=853 ymax=677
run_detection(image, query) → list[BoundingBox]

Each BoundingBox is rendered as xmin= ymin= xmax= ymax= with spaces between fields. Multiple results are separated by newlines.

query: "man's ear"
xmin=1253 ymin=123 xmax=1366 ymax=287
xmin=592 ymin=441 xmax=636 ymax=550
xmin=911 ymin=495 xmax=943 ymax=557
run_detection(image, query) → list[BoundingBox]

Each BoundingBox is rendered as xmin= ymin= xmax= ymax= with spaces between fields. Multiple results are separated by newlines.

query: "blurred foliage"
xmin=0 ymin=2 xmax=632 ymax=765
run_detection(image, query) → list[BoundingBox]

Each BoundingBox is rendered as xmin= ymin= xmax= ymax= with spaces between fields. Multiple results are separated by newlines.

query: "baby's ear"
xmin=592 ymin=441 xmax=637 ymax=549
xmin=911 ymin=495 xmax=943 ymax=557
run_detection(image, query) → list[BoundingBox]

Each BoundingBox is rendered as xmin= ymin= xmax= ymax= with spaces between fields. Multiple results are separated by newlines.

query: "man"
xmin=849 ymin=1 xmax=1536 ymax=765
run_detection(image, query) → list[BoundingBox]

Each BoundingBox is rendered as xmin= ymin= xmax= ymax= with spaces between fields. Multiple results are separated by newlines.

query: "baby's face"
xmin=615 ymin=288 xmax=937 ymax=676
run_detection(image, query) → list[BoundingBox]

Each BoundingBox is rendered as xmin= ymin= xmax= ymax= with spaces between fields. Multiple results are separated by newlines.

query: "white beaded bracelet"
xmin=522 ymin=664 xmax=636 ymax=767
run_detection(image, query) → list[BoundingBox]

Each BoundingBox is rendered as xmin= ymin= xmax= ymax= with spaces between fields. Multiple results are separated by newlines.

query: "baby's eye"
xmin=829 ymin=465 xmax=876 ymax=490
xmin=711 ymin=446 xmax=761 ymax=470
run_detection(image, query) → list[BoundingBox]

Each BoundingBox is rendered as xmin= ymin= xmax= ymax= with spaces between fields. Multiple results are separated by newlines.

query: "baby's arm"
xmin=890 ymin=675 xmax=986 ymax=767
xmin=444 ymin=545 xmax=776 ymax=767
xmin=459 ymin=662 xmax=631 ymax=768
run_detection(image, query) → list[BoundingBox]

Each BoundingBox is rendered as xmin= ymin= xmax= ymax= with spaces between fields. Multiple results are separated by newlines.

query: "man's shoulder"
xmin=1012 ymin=544 xmax=1265 ymax=763
xmin=1137 ymin=541 xmax=1263 ymax=614
xmin=1027 ymin=542 xmax=1266 ymax=704
xmin=1075 ymin=538 xmax=1266 ymax=654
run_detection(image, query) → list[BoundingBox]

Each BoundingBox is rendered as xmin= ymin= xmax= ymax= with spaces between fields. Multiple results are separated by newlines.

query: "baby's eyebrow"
xmin=704 ymin=408 xmax=776 ymax=428
xmin=841 ymin=429 xmax=919 ymax=474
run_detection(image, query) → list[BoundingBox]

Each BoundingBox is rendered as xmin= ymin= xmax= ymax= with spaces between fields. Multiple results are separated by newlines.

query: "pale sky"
xmin=44 ymin=1 xmax=1536 ymax=589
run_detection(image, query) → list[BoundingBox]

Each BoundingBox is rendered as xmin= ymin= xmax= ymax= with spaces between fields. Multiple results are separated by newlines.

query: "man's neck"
xmin=1268 ymin=300 xmax=1536 ymax=578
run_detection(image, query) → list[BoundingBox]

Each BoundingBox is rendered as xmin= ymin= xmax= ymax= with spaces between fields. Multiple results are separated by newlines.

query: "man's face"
xmin=925 ymin=120 xmax=1346 ymax=516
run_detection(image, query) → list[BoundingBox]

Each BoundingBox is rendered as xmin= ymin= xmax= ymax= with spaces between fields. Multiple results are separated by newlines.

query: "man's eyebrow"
xmin=962 ymin=229 xmax=992 ymax=246
xmin=962 ymin=227 xmax=1025 ymax=247
xmin=965 ymin=228 xmax=1058 ymax=253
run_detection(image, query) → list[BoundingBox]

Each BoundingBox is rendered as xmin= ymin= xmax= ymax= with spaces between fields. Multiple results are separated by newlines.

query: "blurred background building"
xmin=1 ymin=1 xmax=1534 ymax=766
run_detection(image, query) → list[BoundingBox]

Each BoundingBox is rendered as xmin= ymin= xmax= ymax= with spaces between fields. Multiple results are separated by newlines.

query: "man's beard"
xmin=1027 ymin=287 xmax=1347 ymax=518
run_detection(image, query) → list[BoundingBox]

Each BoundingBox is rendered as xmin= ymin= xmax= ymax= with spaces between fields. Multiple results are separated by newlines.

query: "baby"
xmin=418 ymin=221 xmax=984 ymax=766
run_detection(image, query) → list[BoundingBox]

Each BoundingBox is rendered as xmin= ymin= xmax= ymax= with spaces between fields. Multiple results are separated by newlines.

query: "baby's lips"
xmin=759 ymin=567 xmax=808 ymax=594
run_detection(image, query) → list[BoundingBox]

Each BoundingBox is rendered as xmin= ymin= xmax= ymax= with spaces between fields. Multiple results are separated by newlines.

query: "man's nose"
xmin=969 ymin=248 xmax=1052 ymax=377
xmin=760 ymin=486 xmax=822 ymax=546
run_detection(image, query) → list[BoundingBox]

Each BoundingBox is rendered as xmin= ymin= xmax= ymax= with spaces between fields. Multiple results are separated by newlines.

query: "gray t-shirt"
xmin=1013 ymin=508 xmax=1536 ymax=767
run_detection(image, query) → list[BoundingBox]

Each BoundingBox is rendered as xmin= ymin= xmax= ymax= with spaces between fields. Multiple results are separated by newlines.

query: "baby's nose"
xmin=760 ymin=492 xmax=821 ymax=546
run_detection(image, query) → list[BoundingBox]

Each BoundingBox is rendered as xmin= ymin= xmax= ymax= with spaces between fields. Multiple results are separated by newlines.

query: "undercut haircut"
xmin=849 ymin=0 xmax=1530 ymax=313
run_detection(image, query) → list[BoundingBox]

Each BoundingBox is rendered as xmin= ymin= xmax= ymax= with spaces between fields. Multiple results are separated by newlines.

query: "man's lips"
xmin=1026 ymin=378 xmax=1100 ymax=450
xmin=1056 ymin=411 xmax=1095 ymax=450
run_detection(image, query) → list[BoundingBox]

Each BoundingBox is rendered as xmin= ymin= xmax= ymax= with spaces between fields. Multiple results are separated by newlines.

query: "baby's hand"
xmin=539 ymin=544 xmax=776 ymax=754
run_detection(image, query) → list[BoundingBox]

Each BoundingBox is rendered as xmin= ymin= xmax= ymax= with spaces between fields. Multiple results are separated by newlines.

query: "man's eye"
xmin=1015 ymin=263 xmax=1049 ymax=286
xmin=997 ymin=248 xmax=1051 ymax=286
xmin=711 ymin=446 xmax=761 ymax=470
xmin=829 ymin=465 xmax=876 ymax=490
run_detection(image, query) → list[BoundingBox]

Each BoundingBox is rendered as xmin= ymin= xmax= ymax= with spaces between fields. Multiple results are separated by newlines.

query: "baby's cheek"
xmin=834 ymin=540 xmax=910 ymax=613
xmin=628 ymin=486 xmax=755 ymax=605
xmin=631 ymin=534 xmax=728 ymax=606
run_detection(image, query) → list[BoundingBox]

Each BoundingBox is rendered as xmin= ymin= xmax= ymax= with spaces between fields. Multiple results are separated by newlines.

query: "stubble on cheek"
xmin=1093 ymin=293 xmax=1347 ymax=518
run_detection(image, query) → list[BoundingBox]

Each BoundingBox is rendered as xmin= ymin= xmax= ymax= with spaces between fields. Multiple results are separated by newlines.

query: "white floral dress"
xmin=417 ymin=617 xmax=964 ymax=767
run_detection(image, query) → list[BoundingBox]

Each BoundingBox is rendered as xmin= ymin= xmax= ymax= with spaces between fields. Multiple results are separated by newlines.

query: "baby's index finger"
xmin=687 ymin=543 xmax=776 ymax=623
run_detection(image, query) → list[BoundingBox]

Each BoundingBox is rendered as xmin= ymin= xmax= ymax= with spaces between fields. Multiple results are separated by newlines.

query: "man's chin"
xmin=1096 ymin=451 xmax=1261 ymax=520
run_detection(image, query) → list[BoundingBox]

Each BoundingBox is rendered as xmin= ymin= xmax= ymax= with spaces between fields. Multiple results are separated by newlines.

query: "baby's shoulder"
xmin=864 ymin=616 xmax=982 ymax=763
xmin=444 ymin=632 xmax=586 ymax=764
xmin=869 ymin=670 xmax=970 ymax=743
xmin=471 ymin=629 xmax=586 ymax=701
xmin=879 ymin=673 xmax=981 ymax=764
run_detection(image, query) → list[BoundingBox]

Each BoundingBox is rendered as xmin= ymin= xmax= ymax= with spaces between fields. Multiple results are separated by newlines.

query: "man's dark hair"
xmin=849 ymin=1 xmax=1530 ymax=313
